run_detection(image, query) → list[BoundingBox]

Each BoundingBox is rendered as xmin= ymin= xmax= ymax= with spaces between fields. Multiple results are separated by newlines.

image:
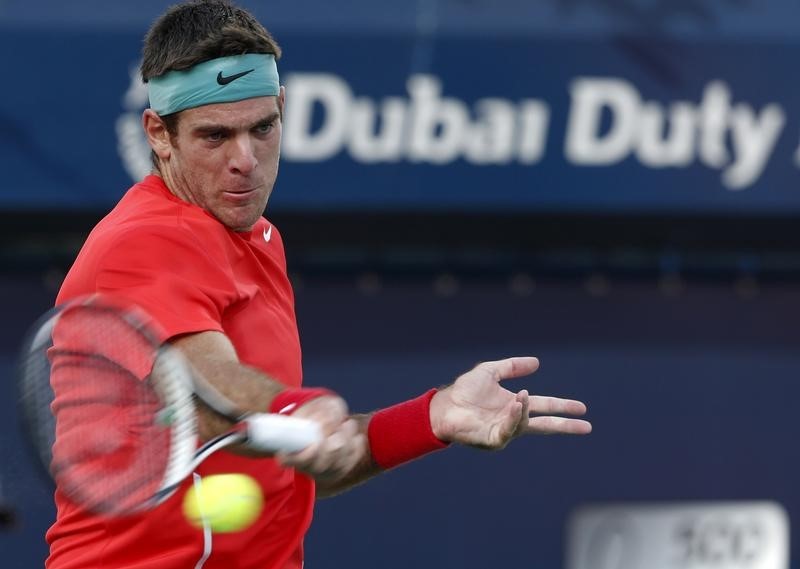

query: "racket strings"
xmin=24 ymin=303 xmax=186 ymax=515
xmin=19 ymin=339 xmax=58 ymax=473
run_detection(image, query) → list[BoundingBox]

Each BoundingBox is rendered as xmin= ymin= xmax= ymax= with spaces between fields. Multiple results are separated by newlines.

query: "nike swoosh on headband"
xmin=217 ymin=68 xmax=255 ymax=86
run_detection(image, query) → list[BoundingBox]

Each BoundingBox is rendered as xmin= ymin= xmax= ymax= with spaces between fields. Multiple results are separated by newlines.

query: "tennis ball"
xmin=182 ymin=474 xmax=264 ymax=533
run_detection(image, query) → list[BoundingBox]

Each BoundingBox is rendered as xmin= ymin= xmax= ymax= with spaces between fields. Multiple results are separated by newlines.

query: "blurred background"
xmin=2 ymin=0 xmax=800 ymax=567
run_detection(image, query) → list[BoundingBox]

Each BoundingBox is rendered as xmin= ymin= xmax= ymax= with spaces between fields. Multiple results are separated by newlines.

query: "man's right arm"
xmin=170 ymin=330 xmax=284 ymax=442
xmin=170 ymin=330 xmax=366 ymax=475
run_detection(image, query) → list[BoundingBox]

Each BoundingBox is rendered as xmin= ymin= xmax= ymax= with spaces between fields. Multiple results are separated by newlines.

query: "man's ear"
xmin=278 ymin=85 xmax=286 ymax=117
xmin=142 ymin=109 xmax=172 ymax=161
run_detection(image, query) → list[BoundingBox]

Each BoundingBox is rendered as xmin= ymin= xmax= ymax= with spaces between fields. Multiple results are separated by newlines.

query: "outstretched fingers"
xmin=482 ymin=357 xmax=540 ymax=382
xmin=529 ymin=395 xmax=587 ymax=417
xmin=528 ymin=416 xmax=592 ymax=435
xmin=444 ymin=357 xmax=592 ymax=444
xmin=524 ymin=393 xmax=592 ymax=435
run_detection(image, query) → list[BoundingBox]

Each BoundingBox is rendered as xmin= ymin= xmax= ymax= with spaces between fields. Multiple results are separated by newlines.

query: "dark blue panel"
xmin=295 ymin=281 xmax=800 ymax=568
xmin=3 ymin=27 xmax=800 ymax=214
xmin=2 ymin=277 xmax=800 ymax=566
xmin=0 ymin=279 xmax=59 ymax=566
xmin=2 ymin=0 xmax=800 ymax=38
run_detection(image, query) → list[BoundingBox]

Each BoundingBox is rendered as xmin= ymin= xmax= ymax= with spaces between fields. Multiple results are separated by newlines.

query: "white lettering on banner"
xmin=117 ymin=64 xmax=788 ymax=192
xmin=565 ymin=78 xmax=786 ymax=190
xmin=283 ymin=74 xmax=352 ymax=161
xmin=283 ymin=73 xmax=550 ymax=166
xmin=566 ymin=501 xmax=789 ymax=569
xmin=566 ymin=79 xmax=640 ymax=165
xmin=727 ymin=103 xmax=786 ymax=189
xmin=698 ymin=81 xmax=730 ymax=169
xmin=464 ymin=99 xmax=515 ymax=165
xmin=407 ymin=75 xmax=469 ymax=164
xmin=349 ymin=98 xmax=406 ymax=163
xmin=117 ymin=64 xmax=152 ymax=182
xmin=516 ymin=101 xmax=550 ymax=164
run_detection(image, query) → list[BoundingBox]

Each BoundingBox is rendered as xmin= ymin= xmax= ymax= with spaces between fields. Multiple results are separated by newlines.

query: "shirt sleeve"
xmin=94 ymin=224 xmax=234 ymax=342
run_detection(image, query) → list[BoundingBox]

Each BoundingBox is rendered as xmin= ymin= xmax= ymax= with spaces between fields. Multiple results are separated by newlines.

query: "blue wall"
xmin=3 ymin=2 xmax=800 ymax=214
xmin=3 ymin=276 xmax=799 ymax=567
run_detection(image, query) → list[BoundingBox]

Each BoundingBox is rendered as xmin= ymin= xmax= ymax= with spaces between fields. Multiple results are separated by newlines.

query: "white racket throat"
xmin=243 ymin=414 xmax=321 ymax=453
xmin=152 ymin=348 xmax=200 ymax=496
xmin=154 ymin=353 xmax=321 ymax=500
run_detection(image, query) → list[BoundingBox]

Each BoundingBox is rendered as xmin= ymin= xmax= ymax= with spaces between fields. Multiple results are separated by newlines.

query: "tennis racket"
xmin=17 ymin=294 xmax=321 ymax=516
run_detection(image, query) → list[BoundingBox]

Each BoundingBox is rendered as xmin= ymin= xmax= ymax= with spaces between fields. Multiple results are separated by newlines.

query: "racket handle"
xmin=244 ymin=413 xmax=322 ymax=453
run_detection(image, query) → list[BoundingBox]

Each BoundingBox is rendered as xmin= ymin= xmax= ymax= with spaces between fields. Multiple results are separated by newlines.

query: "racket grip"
xmin=244 ymin=413 xmax=322 ymax=453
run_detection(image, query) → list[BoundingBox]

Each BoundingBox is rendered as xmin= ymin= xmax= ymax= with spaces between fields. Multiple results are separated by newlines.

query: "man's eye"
xmin=256 ymin=122 xmax=273 ymax=134
xmin=207 ymin=131 xmax=224 ymax=141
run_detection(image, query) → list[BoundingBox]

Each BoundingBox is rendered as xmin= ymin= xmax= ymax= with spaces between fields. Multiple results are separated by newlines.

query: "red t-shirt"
xmin=46 ymin=175 xmax=313 ymax=569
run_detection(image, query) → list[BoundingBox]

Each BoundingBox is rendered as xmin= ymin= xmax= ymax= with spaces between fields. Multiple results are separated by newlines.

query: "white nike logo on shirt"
xmin=263 ymin=224 xmax=272 ymax=243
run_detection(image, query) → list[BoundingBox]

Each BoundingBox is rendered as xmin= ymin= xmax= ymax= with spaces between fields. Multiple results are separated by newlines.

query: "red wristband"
xmin=367 ymin=389 xmax=449 ymax=470
xmin=269 ymin=387 xmax=336 ymax=415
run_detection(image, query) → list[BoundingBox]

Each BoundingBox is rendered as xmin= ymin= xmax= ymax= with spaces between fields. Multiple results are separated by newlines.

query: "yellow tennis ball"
xmin=182 ymin=474 xmax=264 ymax=533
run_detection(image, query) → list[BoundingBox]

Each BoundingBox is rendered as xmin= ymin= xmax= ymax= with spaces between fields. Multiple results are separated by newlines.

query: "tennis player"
xmin=45 ymin=1 xmax=592 ymax=567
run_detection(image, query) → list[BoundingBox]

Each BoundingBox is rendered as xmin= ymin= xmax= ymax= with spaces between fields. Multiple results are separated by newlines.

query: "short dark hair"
xmin=140 ymin=0 xmax=282 ymax=170
xmin=141 ymin=0 xmax=281 ymax=83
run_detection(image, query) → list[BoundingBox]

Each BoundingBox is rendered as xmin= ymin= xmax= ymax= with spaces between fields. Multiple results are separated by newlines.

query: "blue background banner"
xmin=1 ymin=23 xmax=799 ymax=213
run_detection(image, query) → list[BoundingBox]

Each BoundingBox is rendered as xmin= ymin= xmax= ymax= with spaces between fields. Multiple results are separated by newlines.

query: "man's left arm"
xmin=281 ymin=357 xmax=592 ymax=497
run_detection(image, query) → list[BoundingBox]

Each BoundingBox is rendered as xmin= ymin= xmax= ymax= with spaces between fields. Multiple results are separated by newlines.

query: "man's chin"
xmin=214 ymin=212 xmax=258 ymax=233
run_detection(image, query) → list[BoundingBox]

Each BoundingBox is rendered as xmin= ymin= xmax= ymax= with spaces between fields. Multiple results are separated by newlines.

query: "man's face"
xmin=161 ymin=95 xmax=283 ymax=232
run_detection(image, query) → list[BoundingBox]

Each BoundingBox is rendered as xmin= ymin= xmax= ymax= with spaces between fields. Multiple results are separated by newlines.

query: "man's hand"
xmin=429 ymin=357 xmax=591 ymax=449
xmin=275 ymin=395 xmax=368 ymax=481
